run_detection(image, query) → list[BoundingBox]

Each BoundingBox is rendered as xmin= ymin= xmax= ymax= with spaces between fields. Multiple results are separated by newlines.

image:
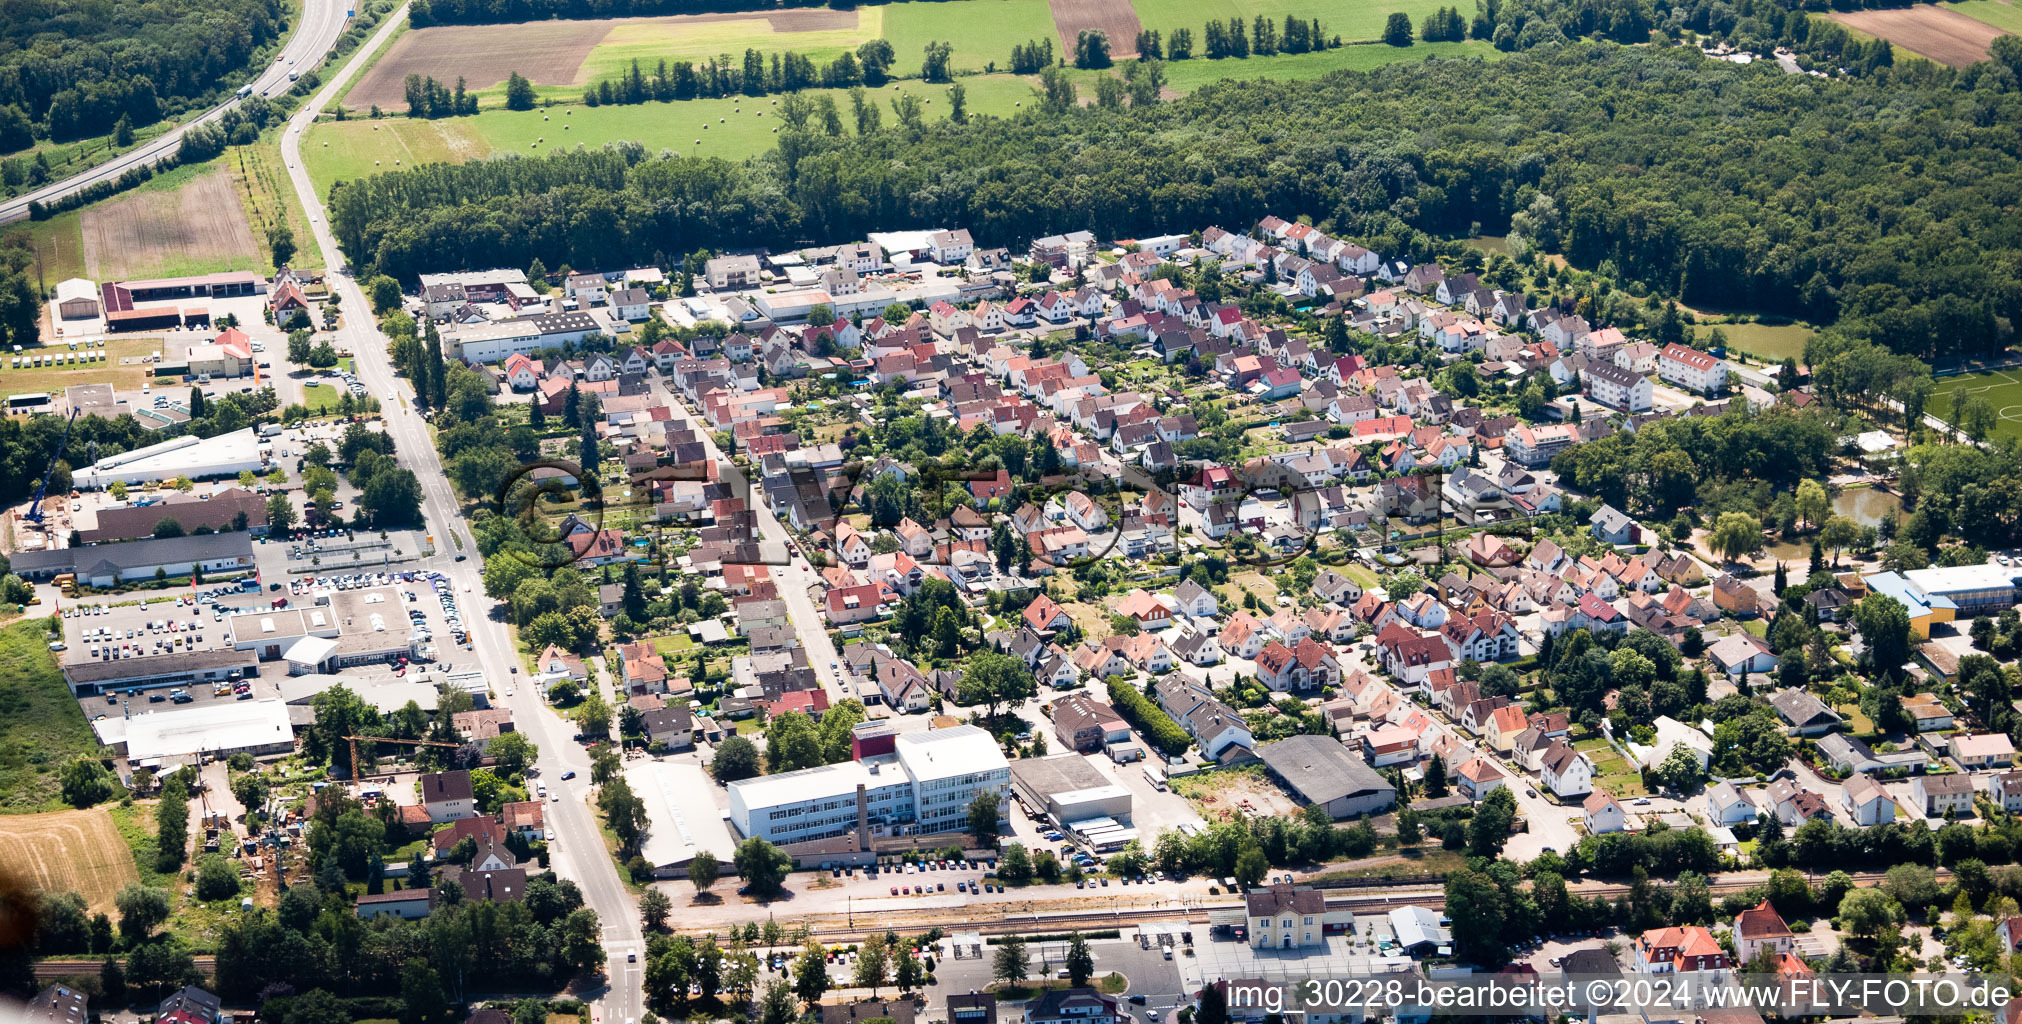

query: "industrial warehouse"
xmin=14 ymin=532 xmax=256 ymax=590
xmin=91 ymin=698 xmax=295 ymax=768
xmin=1008 ymin=753 xmax=1136 ymax=847
xmin=71 ymin=429 xmax=271 ymax=490
xmin=55 ymin=584 xmax=422 ymax=695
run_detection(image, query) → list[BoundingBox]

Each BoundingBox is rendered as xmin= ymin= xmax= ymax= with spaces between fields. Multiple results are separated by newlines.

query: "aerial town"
xmin=7 ymin=0 xmax=2022 ymax=1016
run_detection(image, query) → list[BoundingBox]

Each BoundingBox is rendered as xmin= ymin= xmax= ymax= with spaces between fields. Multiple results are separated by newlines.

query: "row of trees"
xmin=582 ymin=40 xmax=901 ymax=109
xmin=1133 ymin=14 xmax=1336 ymax=60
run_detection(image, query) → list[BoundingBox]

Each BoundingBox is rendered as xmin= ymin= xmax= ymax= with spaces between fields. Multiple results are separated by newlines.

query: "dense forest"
xmin=332 ymin=41 xmax=2022 ymax=362
xmin=0 ymin=0 xmax=287 ymax=150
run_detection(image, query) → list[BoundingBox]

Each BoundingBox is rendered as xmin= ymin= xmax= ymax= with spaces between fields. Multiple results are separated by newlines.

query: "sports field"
xmin=1930 ymin=367 xmax=2022 ymax=442
xmin=0 ymin=808 xmax=139 ymax=912
xmin=1130 ymin=0 xmax=1454 ymax=43
xmin=304 ymin=75 xmax=1035 ymax=193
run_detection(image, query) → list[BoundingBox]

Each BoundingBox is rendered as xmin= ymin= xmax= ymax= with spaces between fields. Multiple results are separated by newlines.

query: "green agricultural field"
xmin=1131 ymin=0 xmax=1454 ymax=44
xmin=1930 ymin=367 xmax=2022 ymax=442
xmin=579 ymin=7 xmax=885 ymax=80
xmin=1153 ymin=40 xmax=1498 ymax=90
xmin=300 ymin=117 xmax=491 ymax=193
xmin=8 ymin=214 xmax=87 ymax=287
xmin=0 ymin=617 xmax=104 ymax=814
xmin=883 ymin=0 xmax=1063 ymax=71
xmin=1944 ymin=0 xmax=2022 ymax=33
xmin=304 ymin=75 xmax=1035 ymax=193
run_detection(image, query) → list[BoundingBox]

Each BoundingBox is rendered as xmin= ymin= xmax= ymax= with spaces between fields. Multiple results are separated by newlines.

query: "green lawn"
xmin=580 ymin=7 xmax=886 ymax=79
xmin=305 ymin=75 xmax=1035 ymax=193
xmin=299 ymin=380 xmax=349 ymax=413
xmin=1131 ymin=0 xmax=1455 ymax=43
xmin=883 ymin=0 xmax=1062 ymax=71
xmin=1714 ymin=320 xmax=1815 ymax=363
xmin=0 ymin=617 xmax=105 ymax=814
xmin=1945 ymin=0 xmax=2022 ymax=33
xmin=1152 ymin=40 xmax=1499 ymax=90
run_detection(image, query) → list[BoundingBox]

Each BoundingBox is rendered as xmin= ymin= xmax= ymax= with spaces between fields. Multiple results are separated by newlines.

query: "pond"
xmin=1760 ymin=488 xmax=1902 ymax=562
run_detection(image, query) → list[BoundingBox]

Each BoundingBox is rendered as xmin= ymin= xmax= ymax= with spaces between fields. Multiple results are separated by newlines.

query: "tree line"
xmin=331 ymin=42 xmax=2022 ymax=363
xmin=0 ymin=0 xmax=287 ymax=150
xmin=580 ymin=40 xmax=901 ymax=109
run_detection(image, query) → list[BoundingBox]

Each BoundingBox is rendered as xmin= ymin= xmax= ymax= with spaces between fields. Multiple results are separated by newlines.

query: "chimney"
xmin=857 ymin=784 xmax=869 ymax=853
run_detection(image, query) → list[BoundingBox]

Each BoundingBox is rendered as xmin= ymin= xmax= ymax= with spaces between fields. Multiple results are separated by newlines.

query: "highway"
xmin=277 ymin=13 xmax=646 ymax=1024
xmin=0 ymin=0 xmax=357 ymax=227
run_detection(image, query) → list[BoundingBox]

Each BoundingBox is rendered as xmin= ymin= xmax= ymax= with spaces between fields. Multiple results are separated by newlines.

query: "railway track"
xmin=34 ymin=956 xmax=218 ymax=981
xmin=752 ymin=869 xmax=1904 ymax=945
xmin=24 ymin=871 xmax=1906 ymax=975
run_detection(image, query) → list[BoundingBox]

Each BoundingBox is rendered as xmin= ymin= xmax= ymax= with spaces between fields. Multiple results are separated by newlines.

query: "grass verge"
xmin=0 ymin=617 xmax=104 ymax=813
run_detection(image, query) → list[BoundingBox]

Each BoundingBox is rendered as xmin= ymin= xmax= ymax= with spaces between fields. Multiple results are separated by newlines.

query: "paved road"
xmin=0 ymin=0 xmax=354 ymax=227
xmin=277 ymin=18 xmax=646 ymax=1024
xmin=647 ymin=377 xmax=851 ymax=706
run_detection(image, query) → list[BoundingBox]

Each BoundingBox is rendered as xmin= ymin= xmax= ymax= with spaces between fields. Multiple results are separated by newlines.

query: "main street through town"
xmin=279 ymin=21 xmax=646 ymax=1023
xmin=0 ymin=0 xmax=355 ymax=226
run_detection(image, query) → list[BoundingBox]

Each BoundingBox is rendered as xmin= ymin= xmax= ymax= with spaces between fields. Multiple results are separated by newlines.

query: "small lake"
xmin=1760 ymin=488 xmax=1902 ymax=562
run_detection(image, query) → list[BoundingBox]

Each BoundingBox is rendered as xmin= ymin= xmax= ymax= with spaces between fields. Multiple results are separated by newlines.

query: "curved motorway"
xmin=0 ymin=0 xmax=356 ymax=227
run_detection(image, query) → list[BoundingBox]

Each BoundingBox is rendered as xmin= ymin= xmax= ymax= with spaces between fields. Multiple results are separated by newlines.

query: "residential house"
xmin=1652 ymin=339 xmax=1728 ymax=394
xmin=1453 ymin=755 xmax=1507 ymax=802
xmin=1539 ymin=740 xmax=1594 ymax=798
xmin=1735 ymin=900 xmax=1794 ymax=963
xmin=420 ymin=770 xmax=476 ymax=823
xmin=1584 ymin=792 xmax=1628 ymax=834
xmin=1713 ymin=575 xmax=1761 ymax=617
xmin=1706 ymin=781 xmax=1756 ymax=826
xmin=1633 ymin=926 xmax=1730 ymax=975
xmin=1590 ymin=504 xmax=1642 ymax=545
xmin=1913 ymin=773 xmax=1975 ymax=817
xmin=1843 ymin=775 xmax=1897 ymax=826
xmin=1769 ymin=688 xmax=1842 ymax=737
xmin=1956 ymin=733 xmax=2017 ymax=771
xmin=1707 ymin=633 xmax=1779 ymax=681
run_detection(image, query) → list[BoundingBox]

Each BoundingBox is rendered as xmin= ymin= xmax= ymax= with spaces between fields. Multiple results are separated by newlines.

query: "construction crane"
xmin=24 ymin=409 xmax=79 ymax=524
xmin=342 ymin=735 xmax=462 ymax=778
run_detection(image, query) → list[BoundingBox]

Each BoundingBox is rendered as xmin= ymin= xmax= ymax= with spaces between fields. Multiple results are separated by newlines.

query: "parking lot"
xmin=63 ymin=569 xmax=473 ymax=722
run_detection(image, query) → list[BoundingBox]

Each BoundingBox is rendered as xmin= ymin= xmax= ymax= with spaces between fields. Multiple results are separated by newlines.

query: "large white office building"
xmin=727 ymin=724 xmax=1009 ymax=843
